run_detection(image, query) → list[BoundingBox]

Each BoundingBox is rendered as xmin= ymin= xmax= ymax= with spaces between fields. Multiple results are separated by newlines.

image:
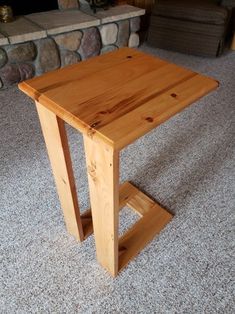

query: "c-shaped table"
xmin=19 ymin=48 xmax=218 ymax=276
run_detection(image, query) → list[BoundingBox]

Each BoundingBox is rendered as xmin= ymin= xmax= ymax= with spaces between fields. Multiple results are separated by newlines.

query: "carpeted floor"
xmin=1 ymin=44 xmax=235 ymax=313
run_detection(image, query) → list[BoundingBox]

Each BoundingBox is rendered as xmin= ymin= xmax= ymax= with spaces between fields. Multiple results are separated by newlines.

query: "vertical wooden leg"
xmin=83 ymin=135 xmax=119 ymax=277
xmin=36 ymin=102 xmax=84 ymax=242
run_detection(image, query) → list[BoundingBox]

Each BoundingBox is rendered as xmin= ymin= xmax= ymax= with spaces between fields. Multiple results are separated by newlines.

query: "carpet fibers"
xmin=1 ymin=45 xmax=235 ymax=313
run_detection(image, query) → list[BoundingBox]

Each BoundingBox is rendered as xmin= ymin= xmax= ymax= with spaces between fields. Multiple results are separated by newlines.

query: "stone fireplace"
xmin=0 ymin=4 xmax=145 ymax=88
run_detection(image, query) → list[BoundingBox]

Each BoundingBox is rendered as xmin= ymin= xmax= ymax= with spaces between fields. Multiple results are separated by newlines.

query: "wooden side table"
xmin=19 ymin=48 xmax=218 ymax=276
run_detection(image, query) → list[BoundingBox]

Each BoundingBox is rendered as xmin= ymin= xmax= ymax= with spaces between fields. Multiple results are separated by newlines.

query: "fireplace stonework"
xmin=0 ymin=5 xmax=145 ymax=88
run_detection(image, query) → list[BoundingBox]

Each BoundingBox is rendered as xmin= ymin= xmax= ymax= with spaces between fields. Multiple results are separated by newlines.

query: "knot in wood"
xmin=87 ymin=128 xmax=96 ymax=139
xmin=88 ymin=163 xmax=97 ymax=181
xmin=91 ymin=121 xmax=101 ymax=128
xmin=145 ymin=117 xmax=154 ymax=123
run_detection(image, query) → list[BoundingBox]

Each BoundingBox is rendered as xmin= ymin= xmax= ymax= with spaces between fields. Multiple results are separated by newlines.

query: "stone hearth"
xmin=0 ymin=5 xmax=145 ymax=88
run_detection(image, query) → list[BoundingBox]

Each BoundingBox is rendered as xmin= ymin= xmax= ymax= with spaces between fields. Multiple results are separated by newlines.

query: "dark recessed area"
xmin=0 ymin=0 xmax=58 ymax=16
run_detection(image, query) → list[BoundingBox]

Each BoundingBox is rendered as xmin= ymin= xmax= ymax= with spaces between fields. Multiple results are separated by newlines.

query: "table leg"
xmin=36 ymin=102 xmax=92 ymax=242
xmin=83 ymin=134 xmax=173 ymax=277
xmin=83 ymin=135 xmax=119 ymax=277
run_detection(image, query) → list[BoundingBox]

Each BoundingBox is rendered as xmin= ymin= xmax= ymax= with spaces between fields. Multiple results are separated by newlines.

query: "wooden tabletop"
xmin=19 ymin=47 xmax=218 ymax=150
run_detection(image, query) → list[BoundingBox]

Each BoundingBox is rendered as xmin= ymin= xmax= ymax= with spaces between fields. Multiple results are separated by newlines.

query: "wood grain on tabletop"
xmin=19 ymin=48 xmax=218 ymax=150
